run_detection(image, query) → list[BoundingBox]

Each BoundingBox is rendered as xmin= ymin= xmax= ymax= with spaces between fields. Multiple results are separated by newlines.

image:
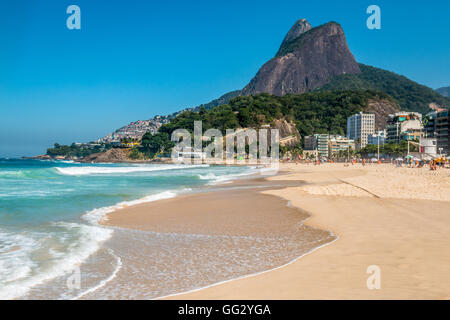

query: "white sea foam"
xmin=0 ymin=224 xmax=112 ymax=300
xmin=71 ymin=249 xmax=122 ymax=300
xmin=83 ymin=191 xmax=177 ymax=225
xmin=198 ymin=168 xmax=259 ymax=185
xmin=55 ymin=164 xmax=209 ymax=176
xmin=0 ymin=231 xmax=38 ymax=285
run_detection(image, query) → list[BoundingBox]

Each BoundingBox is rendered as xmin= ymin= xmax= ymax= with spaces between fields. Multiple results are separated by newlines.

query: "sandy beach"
xmin=103 ymin=163 xmax=450 ymax=300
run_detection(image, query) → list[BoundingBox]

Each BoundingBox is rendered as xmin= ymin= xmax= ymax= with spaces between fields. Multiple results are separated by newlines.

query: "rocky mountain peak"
xmin=241 ymin=20 xmax=360 ymax=96
xmin=279 ymin=18 xmax=312 ymax=47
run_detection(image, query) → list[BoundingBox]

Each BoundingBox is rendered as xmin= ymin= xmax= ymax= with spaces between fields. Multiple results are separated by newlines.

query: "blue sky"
xmin=0 ymin=0 xmax=449 ymax=157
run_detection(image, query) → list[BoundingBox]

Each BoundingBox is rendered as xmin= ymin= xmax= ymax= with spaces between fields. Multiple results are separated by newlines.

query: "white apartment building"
xmin=347 ymin=112 xmax=375 ymax=148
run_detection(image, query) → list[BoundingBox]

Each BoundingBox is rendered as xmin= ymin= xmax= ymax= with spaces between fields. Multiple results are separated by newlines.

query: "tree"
xmin=140 ymin=132 xmax=174 ymax=157
xmin=128 ymin=148 xmax=144 ymax=160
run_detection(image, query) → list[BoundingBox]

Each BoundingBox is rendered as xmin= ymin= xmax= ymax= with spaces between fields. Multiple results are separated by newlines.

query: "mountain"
xmin=318 ymin=64 xmax=450 ymax=114
xmin=92 ymin=17 xmax=449 ymax=147
xmin=279 ymin=18 xmax=312 ymax=47
xmin=238 ymin=19 xmax=449 ymax=115
xmin=436 ymin=86 xmax=450 ymax=97
xmin=241 ymin=20 xmax=360 ymax=96
xmin=192 ymin=90 xmax=241 ymax=111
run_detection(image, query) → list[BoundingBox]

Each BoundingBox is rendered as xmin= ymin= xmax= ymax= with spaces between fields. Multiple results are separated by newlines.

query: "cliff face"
xmin=274 ymin=119 xmax=301 ymax=147
xmin=241 ymin=21 xmax=360 ymax=96
xmin=365 ymin=98 xmax=400 ymax=131
xmin=279 ymin=19 xmax=312 ymax=47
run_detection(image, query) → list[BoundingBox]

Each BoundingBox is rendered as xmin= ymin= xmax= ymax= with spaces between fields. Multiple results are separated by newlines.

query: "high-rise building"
xmin=385 ymin=112 xmax=423 ymax=144
xmin=423 ymin=111 xmax=438 ymax=138
xmin=303 ymin=134 xmax=329 ymax=159
xmin=347 ymin=112 xmax=375 ymax=148
xmin=436 ymin=110 xmax=449 ymax=155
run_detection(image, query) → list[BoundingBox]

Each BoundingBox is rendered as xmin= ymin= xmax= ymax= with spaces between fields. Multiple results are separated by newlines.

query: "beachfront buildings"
xmin=367 ymin=130 xmax=387 ymax=145
xmin=423 ymin=111 xmax=438 ymax=138
xmin=436 ymin=109 xmax=449 ymax=155
xmin=385 ymin=112 xmax=423 ymax=144
xmin=304 ymin=134 xmax=329 ymax=159
xmin=304 ymin=134 xmax=355 ymax=159
xmin=328 ymin=136 xmax=355 ymax=158
xmin=347 ymin=112 xmax=375 ymax=148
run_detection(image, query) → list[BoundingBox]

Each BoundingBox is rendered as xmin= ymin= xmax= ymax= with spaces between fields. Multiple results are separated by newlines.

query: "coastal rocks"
xmin=81 ymin=148 xmax=132 ymax=163
xmin=22 ymin=154 xmax=52 ymax=160
xmin=241 ymin=21 xmax=360 ymax=96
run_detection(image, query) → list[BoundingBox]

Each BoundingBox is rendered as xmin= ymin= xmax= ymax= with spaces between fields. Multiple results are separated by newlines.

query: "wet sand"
xmin=93 ymin=175 xmax=334 ymax=299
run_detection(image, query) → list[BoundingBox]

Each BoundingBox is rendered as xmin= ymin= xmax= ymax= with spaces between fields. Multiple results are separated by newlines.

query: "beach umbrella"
xmin=405 ymin=155 xmax=413 ymax=159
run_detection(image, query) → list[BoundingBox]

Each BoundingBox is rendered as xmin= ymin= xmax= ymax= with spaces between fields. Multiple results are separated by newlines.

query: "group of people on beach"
xmin=284 ymin=154 xmax=449 ymax=170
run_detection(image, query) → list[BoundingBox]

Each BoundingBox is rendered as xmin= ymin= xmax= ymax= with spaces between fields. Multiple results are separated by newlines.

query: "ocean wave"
xmin=55 ymin=164 xmax=209 ymax=176
xmin=197 ymin=169 xmax=259 ymax=185
xmin=0 ymin=171 xmax=24 ymax=177
xmin=82 ymin=190 xmax=177 ymax=225
xmin=0 ymin=224 xmax=112 ymax=300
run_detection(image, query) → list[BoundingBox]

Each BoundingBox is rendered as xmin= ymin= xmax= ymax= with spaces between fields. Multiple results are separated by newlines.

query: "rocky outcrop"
xmin=241 ymin=20 xmax=360 ymax=96
xmin=365 ymin=99 xmax=400 ymax=131
xmin=81 ymin=148 xmax=132 ymax=163
xmin=279 ymin=19 xmax=312 ymax=48
xmin=273 ymin=119 xmax=301 ymax=147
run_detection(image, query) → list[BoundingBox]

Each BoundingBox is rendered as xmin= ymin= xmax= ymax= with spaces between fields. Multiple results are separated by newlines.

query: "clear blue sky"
xmin=1 ymin=0 xmax=449 ymax=157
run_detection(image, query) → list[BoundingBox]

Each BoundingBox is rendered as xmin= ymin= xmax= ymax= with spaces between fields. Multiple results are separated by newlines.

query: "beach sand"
xmin=103 ymin=163 xmax=450 ymax=300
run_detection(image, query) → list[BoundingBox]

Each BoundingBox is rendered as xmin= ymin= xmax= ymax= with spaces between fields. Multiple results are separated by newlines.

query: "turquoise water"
xmin=0 ymin=159 xmax=254 ymax=299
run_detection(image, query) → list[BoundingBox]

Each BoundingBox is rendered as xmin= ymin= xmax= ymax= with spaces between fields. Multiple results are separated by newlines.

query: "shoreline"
xmin=94 ymin=168 xmax=335 ymax=299
xmin=101 ymin=163 xmax=450 ymax=299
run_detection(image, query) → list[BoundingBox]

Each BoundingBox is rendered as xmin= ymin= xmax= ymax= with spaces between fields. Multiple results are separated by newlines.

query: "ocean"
xmin=0 ymin=159 xmax=258 ymax=299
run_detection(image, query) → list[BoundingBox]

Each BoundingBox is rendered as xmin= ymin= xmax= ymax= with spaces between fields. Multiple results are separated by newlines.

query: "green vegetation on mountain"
xmin=140 ymin=90 xmax=395 ymax=156
xmin=47 ymin=143 xmax=111 ymax=158
xmin=318 ymin=64 xmax=450 ymax=114
xmin=193 ymin=90 xmax=242 ymax=111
